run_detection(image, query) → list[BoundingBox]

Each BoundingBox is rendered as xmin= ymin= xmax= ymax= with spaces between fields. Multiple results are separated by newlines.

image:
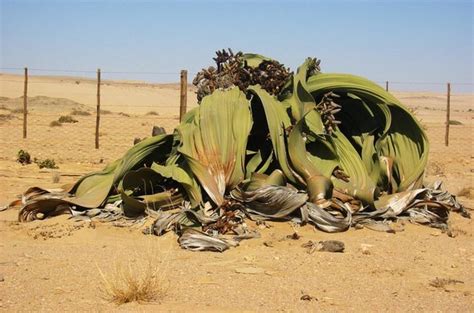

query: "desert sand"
xmin=0 ymin=73 xmax=473 ymax=312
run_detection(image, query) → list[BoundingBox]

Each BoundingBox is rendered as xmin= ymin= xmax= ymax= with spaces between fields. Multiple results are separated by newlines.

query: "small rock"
xmin=361 ymin=247 xmax=371 ymax=255
xmin=302 ymin=240 xmax=345 ymax=253
xmin=447 ymin=229 xmax=457 ymax=238
xmin=263 ymin=241 xmax=274 ymax=247
xmin=0 ymin=274 xmax=4 ymax=282
xmin=361 ymin=244 xmax=373 ymax=255
xmin=152 ymin=126 xmax=166 ymax=136
xmin=300 ymin=291 xmax=317 ymax=301
xmin=286 ymin=232 xmax=301 ymax=240
xmin=317 ymin=240 xmax=344 ymax=253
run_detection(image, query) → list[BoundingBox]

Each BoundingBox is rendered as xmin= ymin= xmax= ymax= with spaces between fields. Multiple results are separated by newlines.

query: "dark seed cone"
xmin=316 ymin=92 xmax=342 ymax=135
xmin=193 ymin=48 xmax=292 ymax=102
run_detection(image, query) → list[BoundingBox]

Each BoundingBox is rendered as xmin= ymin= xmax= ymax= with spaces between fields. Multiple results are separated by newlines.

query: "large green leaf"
xmin=151 ymin=162 xmax=202 ymax=207
xmin=306 ymin=73 xmax=429 ymax=193
xmin=288 ymin=111 xmax=333 ymax=203
xmin=242 ymin=53 xmax=273 ymax=68
xmin=282 ymin=58 xmax=318 ymax=122
xmin=69 ymin=134 xmax=174 ymax=208
xmin=248 ymin=85 xmax=303 ymax=184
xmin=177 ymin=87 xmax=253 ymax=206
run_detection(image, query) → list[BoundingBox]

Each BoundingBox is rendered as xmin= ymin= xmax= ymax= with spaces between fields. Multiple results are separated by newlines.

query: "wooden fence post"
xmin=179 ymin=70 xmax=188 ymax=122
xmin=95 ymin=68 xmax=101 ymax=149
xmin=23 ymin=67 xmax=28 ymax=139
xmin=445 ymin=82 xmax=451 ymax=147
xmin=385 ymin=81 xmax=389 ymax=92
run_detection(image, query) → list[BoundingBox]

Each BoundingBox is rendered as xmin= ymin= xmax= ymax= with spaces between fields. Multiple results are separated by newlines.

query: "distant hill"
xmin=0 ymin=96 xmax=93 ymax=113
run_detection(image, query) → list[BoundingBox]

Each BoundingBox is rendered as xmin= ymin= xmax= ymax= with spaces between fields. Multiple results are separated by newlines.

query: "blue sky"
xmin=1 ymin=0 xmax=473 ymax=91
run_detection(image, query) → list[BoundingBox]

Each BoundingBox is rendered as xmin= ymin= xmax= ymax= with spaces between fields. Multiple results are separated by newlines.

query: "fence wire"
xmin=0 ymin=70 xmax=472 ymax=172
xmin=0 ymin=71 xmax=185 ymax=163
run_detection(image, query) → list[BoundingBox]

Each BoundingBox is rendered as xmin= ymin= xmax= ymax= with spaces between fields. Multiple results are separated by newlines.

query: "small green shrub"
xmin=449 ymin=120 xmax=463 ymax=125
xmin=100 ymin=109 xmax=112 ymax=115
xmin=146 ymin=111 xmax=159 ymax=116
xmin=34 ymin=158 xmax=58 ymax=169
xmin=17 ymin=150 xmax=32 ymax=165
xmin=58 ymin=115 xmax=78 ymax=123
xmin=71 ymin=109 xmax=91 ymax=116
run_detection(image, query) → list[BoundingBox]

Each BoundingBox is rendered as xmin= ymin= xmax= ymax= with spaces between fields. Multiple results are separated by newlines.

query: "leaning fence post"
xmin=95 ymin=68 xmax=101 ymax=149
xmin=445 ymin=82 xmax=451 ymax=147
xmin=179 ymin=70 xmax=188 ymax=122
xmin=385 ymin=81 xmax=389 ymax=92
xmin=23 ymin=67 xmax=28 ymax=139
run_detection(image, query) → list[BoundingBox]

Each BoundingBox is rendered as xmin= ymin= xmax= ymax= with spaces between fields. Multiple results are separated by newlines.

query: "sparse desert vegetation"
xmin=16 ymin=149 xmax=32 ymax=165
xmin=58 ymin=115 xmax=78 ymax=123
xmin=98 ymin=251 xmax=168 ymax=304
xmin=71 ymin=109 xmax=92 ymax=116
xmin=34 ymin=158 xmax=59 ymax=169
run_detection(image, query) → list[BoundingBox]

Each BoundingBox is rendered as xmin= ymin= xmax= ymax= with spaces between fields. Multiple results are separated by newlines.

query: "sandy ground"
xmin=0 ymin=74 xmax=473 ymax=312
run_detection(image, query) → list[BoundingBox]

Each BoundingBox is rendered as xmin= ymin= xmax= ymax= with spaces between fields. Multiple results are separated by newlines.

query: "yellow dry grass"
xmin=96 ymin=244 xmax=170 ymax=304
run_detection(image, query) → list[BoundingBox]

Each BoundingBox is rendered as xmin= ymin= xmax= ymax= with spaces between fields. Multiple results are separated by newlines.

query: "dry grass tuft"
xmin=429 ymin=277 xmax=464 ymax=289
xmin=52 ymin=172 xmax=60 ymax=183
xmin=97 ymin=247 xmax=169 ymax=305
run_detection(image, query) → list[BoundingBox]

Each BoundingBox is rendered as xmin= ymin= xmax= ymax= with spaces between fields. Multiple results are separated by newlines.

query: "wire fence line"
xmin=2 ymin=66 xmax=473 ymax=86
xmin=0 ymin=67 xmax=472 ymax=167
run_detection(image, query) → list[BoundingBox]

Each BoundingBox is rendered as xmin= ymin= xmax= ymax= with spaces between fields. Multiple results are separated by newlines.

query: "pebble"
xmin=361 ymin=244 xmax=373 ymax=255
xmin=263 ymin=241 xmax=274 ymax=247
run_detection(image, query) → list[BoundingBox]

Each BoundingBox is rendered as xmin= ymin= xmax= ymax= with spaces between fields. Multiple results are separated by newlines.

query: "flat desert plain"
xmin=0 ymin=73 xmax=473 ymax=312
